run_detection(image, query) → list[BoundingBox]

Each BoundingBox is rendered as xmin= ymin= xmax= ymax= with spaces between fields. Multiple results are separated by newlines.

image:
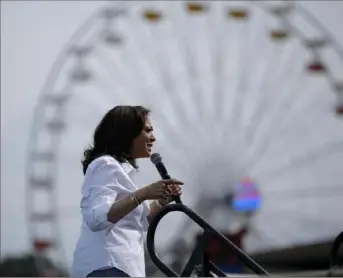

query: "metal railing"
xmin=146 ymin=198 xmax=343 ymax=277
xmin=146 ymin=199 xmax=270 ymax=277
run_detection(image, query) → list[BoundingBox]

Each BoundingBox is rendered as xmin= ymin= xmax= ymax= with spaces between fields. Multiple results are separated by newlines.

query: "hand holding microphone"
xmin=150 ymin=153 xmax=183 ymax=204
xmin=141 ymin=179 xmax=183 ymax=200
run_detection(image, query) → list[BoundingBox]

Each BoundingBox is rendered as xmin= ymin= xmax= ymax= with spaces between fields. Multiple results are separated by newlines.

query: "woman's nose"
xmin=151 ymin=134 xmax=156 ymax=142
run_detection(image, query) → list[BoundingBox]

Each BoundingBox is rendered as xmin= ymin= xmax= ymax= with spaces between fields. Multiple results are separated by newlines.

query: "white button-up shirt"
xmin=71 ymin=155 xmax=151 ymax=277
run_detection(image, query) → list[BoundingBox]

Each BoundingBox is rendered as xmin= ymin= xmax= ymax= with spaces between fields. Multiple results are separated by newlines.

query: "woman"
xmin=71 ymin=105 xmax=183 ymax=277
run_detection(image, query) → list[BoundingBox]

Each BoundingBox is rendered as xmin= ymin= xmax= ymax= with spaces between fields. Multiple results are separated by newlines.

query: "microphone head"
xmin=150 ymin=153 xmax=162 ymax=165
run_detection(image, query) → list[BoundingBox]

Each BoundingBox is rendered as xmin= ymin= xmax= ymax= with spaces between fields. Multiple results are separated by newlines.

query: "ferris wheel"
xmin=25 ymin=0 xmax=343 ymax=273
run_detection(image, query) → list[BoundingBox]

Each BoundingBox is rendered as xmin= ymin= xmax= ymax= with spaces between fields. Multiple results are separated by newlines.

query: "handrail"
xmin=146 ymin=203 xmax=270 ymax=277
xmin=146 ymin=203 xmax=179 ymax=277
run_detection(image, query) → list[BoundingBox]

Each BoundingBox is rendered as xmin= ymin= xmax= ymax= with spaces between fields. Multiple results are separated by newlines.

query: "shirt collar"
xmin=121 ymin=162 xmax=136 ymax=175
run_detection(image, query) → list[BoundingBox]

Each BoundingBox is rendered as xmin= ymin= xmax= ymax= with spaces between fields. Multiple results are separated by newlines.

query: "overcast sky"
xmin=1 ymin=0 xmax=343 ymax=270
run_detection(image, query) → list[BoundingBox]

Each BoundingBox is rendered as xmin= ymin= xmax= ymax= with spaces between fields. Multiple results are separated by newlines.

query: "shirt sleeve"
xmin=81 ymin=157 xmax=128 ymax=232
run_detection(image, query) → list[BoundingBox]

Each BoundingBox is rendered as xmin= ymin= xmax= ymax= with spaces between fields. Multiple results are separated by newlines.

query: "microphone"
xmin=150 ymin=153 xmax=181 ymax=203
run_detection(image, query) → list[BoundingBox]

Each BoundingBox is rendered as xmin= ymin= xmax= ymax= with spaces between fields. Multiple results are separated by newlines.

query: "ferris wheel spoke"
xmin=261 ymin=205 xmax=342 ymax=228
xmin=256 ymin=112 xmax=342 ymax=169
xmin=211 ymin=6 xmax=229 ymax=124
xmin=91 ymin=71 xmax=133 ymax=104
xmin=222 ymin=8 xmax=271 ymax=160
xmin=257 ymin=141 xmax=342 ymax=179
xmin=91 ymin=69 xmax=194 ymax=159
xmin=245 ymin=74 xmax=309 ymax=172
xmin=90 ymin=60 xmax=193 ymax=160
xmin=264 ymin=187 xmax=343 ymax=200
xmin=242 ymin=43 xmax=286 ymax=149
xmin=229 ymin=7 xmax=264 ymax=135
xmin=221 ymin=16 xmax=251 ymax=126
xmin=90 ymin=50 xmax=140 ymax=96
xmin=256 ymin=140 xmax=343 ymax=180
xmin=251 ymin=212 xmax=311 ymax=248
xmin=146 ymin=28 xmax=194 ymax=130
xmin=276 ymin=82 xmax=329 ymax=135
xmin=206 ymin=2 xmax=241 ymax=131
xmin=244 ymin=41 xmax=301 ymax=156
xmin=88 ymin=63 xmax=184 ymax=149
xmin=97 ymin=17 xmax=197 ymax=151
xmin=92 ymin=45 xmax=172 ymax=107
xmin=164 ymin=3 xmax=201 ymax=126
xmin=146 ymin=12 xmax=202 ymax=138
xmin=227 ymin=25 xmax=270 ymax=135
xmin=248 ymin=83 xmax=323 ymax=166
xmin=285 ymin=215 xmax=341 ymax=228
xmin=249 ymin=41 xmax=302 ymax=140
xmin=197 ymin=3 xmax=223 ymax=125
xmin=223 ymin=19 xmax=269 ymax=157
xmin=169 ymin=3 xmax=209 ymax=123
xmin=186 ymin=4 xmax=219 ymax=123
xmin=138 ymin=4 xmax=197 ymax=129
xmin=99 ymin=18 xmax=163 ymax=104
xmin=282 ymin=95 xmax=330 ymax=134
xmin=276 ymin=90 xmax=333 ymax=141
xmin=104 ymin=5 xmax=192 ymax=135
xmin=66 ymin=104 xmax=104 ymax=130
xmin=261 ymin=206 xmax=341 ymax=226
xmin=262 ymin=181 xmax=343 ymax=194
xmin=73 ymin=73 xmax=183 ymax=135
xmin=65 ymin=104 xmax=111 ymax=134
xmin=249 ymin=224 xmax=292 ymax=248
xmin=68 ymin=74 xmax=129 ymax=125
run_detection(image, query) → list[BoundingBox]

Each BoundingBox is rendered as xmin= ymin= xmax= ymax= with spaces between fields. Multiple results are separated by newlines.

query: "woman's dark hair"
xmin=81 ymin=105 xmax=150 ymax=174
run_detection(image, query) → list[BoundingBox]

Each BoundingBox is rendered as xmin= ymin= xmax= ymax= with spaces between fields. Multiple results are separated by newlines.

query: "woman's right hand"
xmin=137 ymin=179 xmax=184 ymax=201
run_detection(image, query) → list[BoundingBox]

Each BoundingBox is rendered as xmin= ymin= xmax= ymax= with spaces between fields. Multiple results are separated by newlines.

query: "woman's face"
xmin=131 ymin=117 xmax=156 ymax=159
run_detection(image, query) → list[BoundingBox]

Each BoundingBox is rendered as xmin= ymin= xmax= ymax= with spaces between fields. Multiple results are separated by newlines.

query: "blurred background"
xmin=1 ymin=0 xmax=343 ymax=277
